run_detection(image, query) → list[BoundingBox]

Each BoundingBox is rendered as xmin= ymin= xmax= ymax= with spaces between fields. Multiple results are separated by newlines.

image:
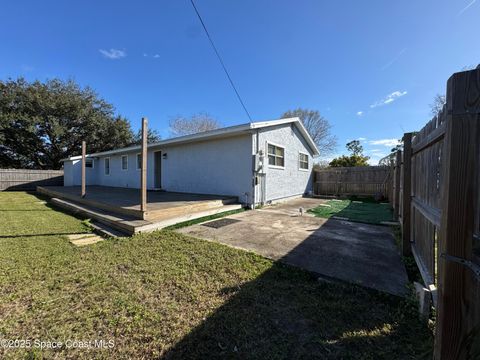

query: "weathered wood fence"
xmin=0 ymin=169 xmax=63 ymax=191
xmin=314 ymin=166 xmax=392 ymax=198
xmin=391 ymin=68 xmax=480 ymax=359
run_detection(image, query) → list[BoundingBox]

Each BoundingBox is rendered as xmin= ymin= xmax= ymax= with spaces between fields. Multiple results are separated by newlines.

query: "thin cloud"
xmin=143 ymin=53 xmax=160 ymax=59
xmin=369 ymin=139 xmax=400 ymax=147
xmin=367 ymin=152 xmax=387 ymax=165
xmin=457 ymin=0 xmax=477 ymax=16
xmin=358 ymin=137 xmax=367 ymax=141
xmin=99 ymin=48 xmax=126 ymax=59
xmin=381 ymin=48 xmax=407 ymax=71
xmin=370 ymin=90 xmax=407 ymax=108
xmin=356 ymin=111 xmax=363 ymax=116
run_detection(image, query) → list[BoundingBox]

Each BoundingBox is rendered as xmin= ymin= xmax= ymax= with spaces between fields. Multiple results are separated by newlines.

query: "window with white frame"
xmin=104 ymin=158 xmax=110 ymax=175
xmin=267 ymin=143 xmax=285 ymax=167
xmin=299 ymin=152 xmax=309 ymax=170
xmin=85 ymin=159 xmax=94 ymax=168
xmin=136 ymin=154 xmax=142 ymax=170
xmin=121 ymin=155 xmax=128 ymax=170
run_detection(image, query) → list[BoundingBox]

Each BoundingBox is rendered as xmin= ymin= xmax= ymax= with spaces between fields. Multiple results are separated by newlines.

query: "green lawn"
xmin=308 ymin=198 xmax=394 ymax=225
xmin=0 ymin=192 xmax=432 ymax=359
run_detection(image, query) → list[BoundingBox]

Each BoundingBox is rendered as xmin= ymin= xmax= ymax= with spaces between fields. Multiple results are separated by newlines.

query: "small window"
xmin=104 ymin=158 xmax=110 ymax=175
xmin=136 ymin=154 xmax=142 ymax=170
xmin=299 ymin=153 xmax=309 ymax=170
xmin=267 ymin=143 xmax=285 ymax=168
xmin=85 ymin=159 xmax=94 ymax=168
xmin=121 ymin=155 xmax=128 ymax=170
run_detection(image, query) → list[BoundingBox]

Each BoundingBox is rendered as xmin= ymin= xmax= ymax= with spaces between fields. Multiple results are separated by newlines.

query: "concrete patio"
xmin=178 ymin=197 xmax=409 ymax=296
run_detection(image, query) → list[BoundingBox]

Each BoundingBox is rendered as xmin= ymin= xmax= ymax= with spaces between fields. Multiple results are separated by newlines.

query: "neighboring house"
xmin=62 ymin=117 xmax=319 ymax=207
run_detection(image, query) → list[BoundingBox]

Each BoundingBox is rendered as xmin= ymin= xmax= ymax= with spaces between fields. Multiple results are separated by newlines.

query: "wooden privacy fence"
xmin=0 ymin=169 xmax=63 ymax=191
xmin=314 ymin=166 xmax=391 ymax=198
xmin=391 ymin=67 xmax=480 ymax=359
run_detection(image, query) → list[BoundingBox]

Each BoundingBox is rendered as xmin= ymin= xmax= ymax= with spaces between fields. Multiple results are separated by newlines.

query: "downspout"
xmin=251 ymin=129 xmax=260 ymax=209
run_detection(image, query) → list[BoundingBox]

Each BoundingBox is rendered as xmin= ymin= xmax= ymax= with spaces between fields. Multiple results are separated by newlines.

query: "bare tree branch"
xmin=429 ymin=94 xmax=446 ymax=117
xmin=169 ymin=113 xmax=221 ymax=137
xmin=281 ymin=108 xmax=337 ymax=156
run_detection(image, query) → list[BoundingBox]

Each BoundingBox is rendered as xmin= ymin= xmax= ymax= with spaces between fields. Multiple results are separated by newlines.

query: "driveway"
xmin=177 ymin=197 xmax=408 ymax=296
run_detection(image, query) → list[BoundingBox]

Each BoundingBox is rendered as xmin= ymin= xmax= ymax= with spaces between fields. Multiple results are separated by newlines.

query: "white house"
xmin=62 ymin=117 xmax=319 ymax=207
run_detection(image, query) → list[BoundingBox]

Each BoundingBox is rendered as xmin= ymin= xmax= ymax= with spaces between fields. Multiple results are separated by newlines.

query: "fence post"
xmin=401 ymin=133 xmax=412 ymax=256
xmin=140 ymin=117 xmax=148 ymax=218
xmin=393 ymin=150 xmax=402 ymax=219
xmin=81 ymin=141 xmax=86 ymax=198
xmin=435 ymin=69 xmax=480 ymax=359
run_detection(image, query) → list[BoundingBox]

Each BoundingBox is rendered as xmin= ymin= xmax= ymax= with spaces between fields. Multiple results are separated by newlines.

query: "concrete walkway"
xmin=177 ymin=198 xmax=408 ymax=296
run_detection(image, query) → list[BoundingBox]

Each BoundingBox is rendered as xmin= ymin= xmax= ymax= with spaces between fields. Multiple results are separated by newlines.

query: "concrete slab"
xmin=178 ymin=197 xmax=409 ymax=296
xmin=67 ymin=233 xmax=104 ymax=246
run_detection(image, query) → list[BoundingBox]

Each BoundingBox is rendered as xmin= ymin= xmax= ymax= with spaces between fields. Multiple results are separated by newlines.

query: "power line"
xmin=189 ymin=0 xmax=253 ymax=122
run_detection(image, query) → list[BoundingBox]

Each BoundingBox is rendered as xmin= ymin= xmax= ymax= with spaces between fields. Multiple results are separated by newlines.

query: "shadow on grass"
xmin=162 ymin=263 xmax=432 ymax=359
xmin=0 ymin=232 xmax=87 ymax=239
xmin=0 ymin=209 xmax=55 ymax=211
xmin=162 ymin=219 xmax=432 ymax=359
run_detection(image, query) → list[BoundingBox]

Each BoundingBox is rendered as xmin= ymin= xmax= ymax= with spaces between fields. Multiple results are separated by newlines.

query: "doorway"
xmin=154 ymin=151 xmax=162 ymax=189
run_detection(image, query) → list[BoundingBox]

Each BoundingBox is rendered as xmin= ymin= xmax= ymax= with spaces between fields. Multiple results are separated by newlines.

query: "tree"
xmin=346 ymin=140 xmax=363 ymax=156
xmin=430 ymin=94 xmax=446 ymax=117
xmin=0 ymin=78 xmax=134 ymax=169
xmin=132 ymin=128 xmax=162 ymax=145
xmin=169 ymin=113 xmax=221 ymax=137
xmin=281 ymin=108 xmax=337 ymax=156
xmin=428 ymin=66 xmax=478 ymax=118
xmin=378 ymin=132 xmax=418 ymax=166
xmin=329 ymin=140 xmax=370 ymax=167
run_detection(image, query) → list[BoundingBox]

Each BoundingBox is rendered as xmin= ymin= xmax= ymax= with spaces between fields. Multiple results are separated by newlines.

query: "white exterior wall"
xmin=63 ymin=134 xmax=253 ymax=203
xmin=161 ymin=135 xmax=253 ymax=202
xmin=254 ymin=123 xmax=314 ymax=203
xmin=63 ymin=159 xmax=98 ymax=186
xmin=96 ymin=152 xmax=146 ymax=189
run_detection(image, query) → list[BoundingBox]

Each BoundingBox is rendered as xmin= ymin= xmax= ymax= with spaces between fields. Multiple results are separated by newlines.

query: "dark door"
xmin=154 ymin=151 xmax=162 ymax=189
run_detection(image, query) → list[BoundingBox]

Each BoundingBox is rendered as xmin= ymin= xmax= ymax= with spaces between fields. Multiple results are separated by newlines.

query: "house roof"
xmin=62 ymin=117 xmax=320 ymax=161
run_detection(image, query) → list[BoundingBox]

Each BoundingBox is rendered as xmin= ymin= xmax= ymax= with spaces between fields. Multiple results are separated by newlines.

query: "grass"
xmin=164 ymin=208 xmax=246 ymax=230
xmin=0 ymin=192 xmax=90 ymax=237
xmin=0 ymin=192 xmax=432 ymax=359
xmin=392 ymin=225 xmax=424 ymax=285
xmin=308 ymin=197 xmax=394 ymax=225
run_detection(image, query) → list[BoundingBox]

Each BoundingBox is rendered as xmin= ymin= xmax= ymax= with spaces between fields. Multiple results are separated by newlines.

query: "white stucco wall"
xmin=63 ymin=159 xmax=98 ymax=186
xmin=63 ymin=134 xmax=253 ymax=203
xmin=254 ymin=123 xmax=314 ymax=202
xmin=161 ymin=135 xmax=253 ymax=202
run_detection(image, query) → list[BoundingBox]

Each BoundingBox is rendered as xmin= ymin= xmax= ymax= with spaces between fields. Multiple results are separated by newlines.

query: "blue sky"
xmin=1 ymin=0 xmax=479 ymax=163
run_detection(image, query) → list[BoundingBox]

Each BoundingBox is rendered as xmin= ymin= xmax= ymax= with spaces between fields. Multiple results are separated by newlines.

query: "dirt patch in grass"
xmin=0 ymin=192 xmax=432 ymax=359
xmin=308 ymin=197 xmax=394 ymax=225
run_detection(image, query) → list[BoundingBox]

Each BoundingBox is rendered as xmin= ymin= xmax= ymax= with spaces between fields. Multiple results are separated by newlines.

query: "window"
xmin=121 ymin=155 xmax=128 ymax=170
xmin=136 ymin=154 xmax=142 ymax=170
xmin=267 ymin=143 xmax=285 ymax=168
xmin=299 ymin=152 xmax=309 ymax=170
xmin=85 ymin=159 xmax=94 ymax=168
xmin=104 ymin=157 xmax=110 ymax=175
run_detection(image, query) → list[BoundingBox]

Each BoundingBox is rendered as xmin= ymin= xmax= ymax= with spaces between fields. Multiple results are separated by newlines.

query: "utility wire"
xmin=189 ymin=0 xmax=253 ymax=122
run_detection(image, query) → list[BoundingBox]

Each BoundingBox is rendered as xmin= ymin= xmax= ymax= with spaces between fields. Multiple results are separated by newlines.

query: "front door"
xmin=154 ymin=151 xmax=162 ymax=189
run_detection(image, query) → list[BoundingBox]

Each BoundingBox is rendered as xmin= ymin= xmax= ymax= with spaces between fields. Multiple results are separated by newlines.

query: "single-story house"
xmin=62 ymin=117 xmax=319 ymax=207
